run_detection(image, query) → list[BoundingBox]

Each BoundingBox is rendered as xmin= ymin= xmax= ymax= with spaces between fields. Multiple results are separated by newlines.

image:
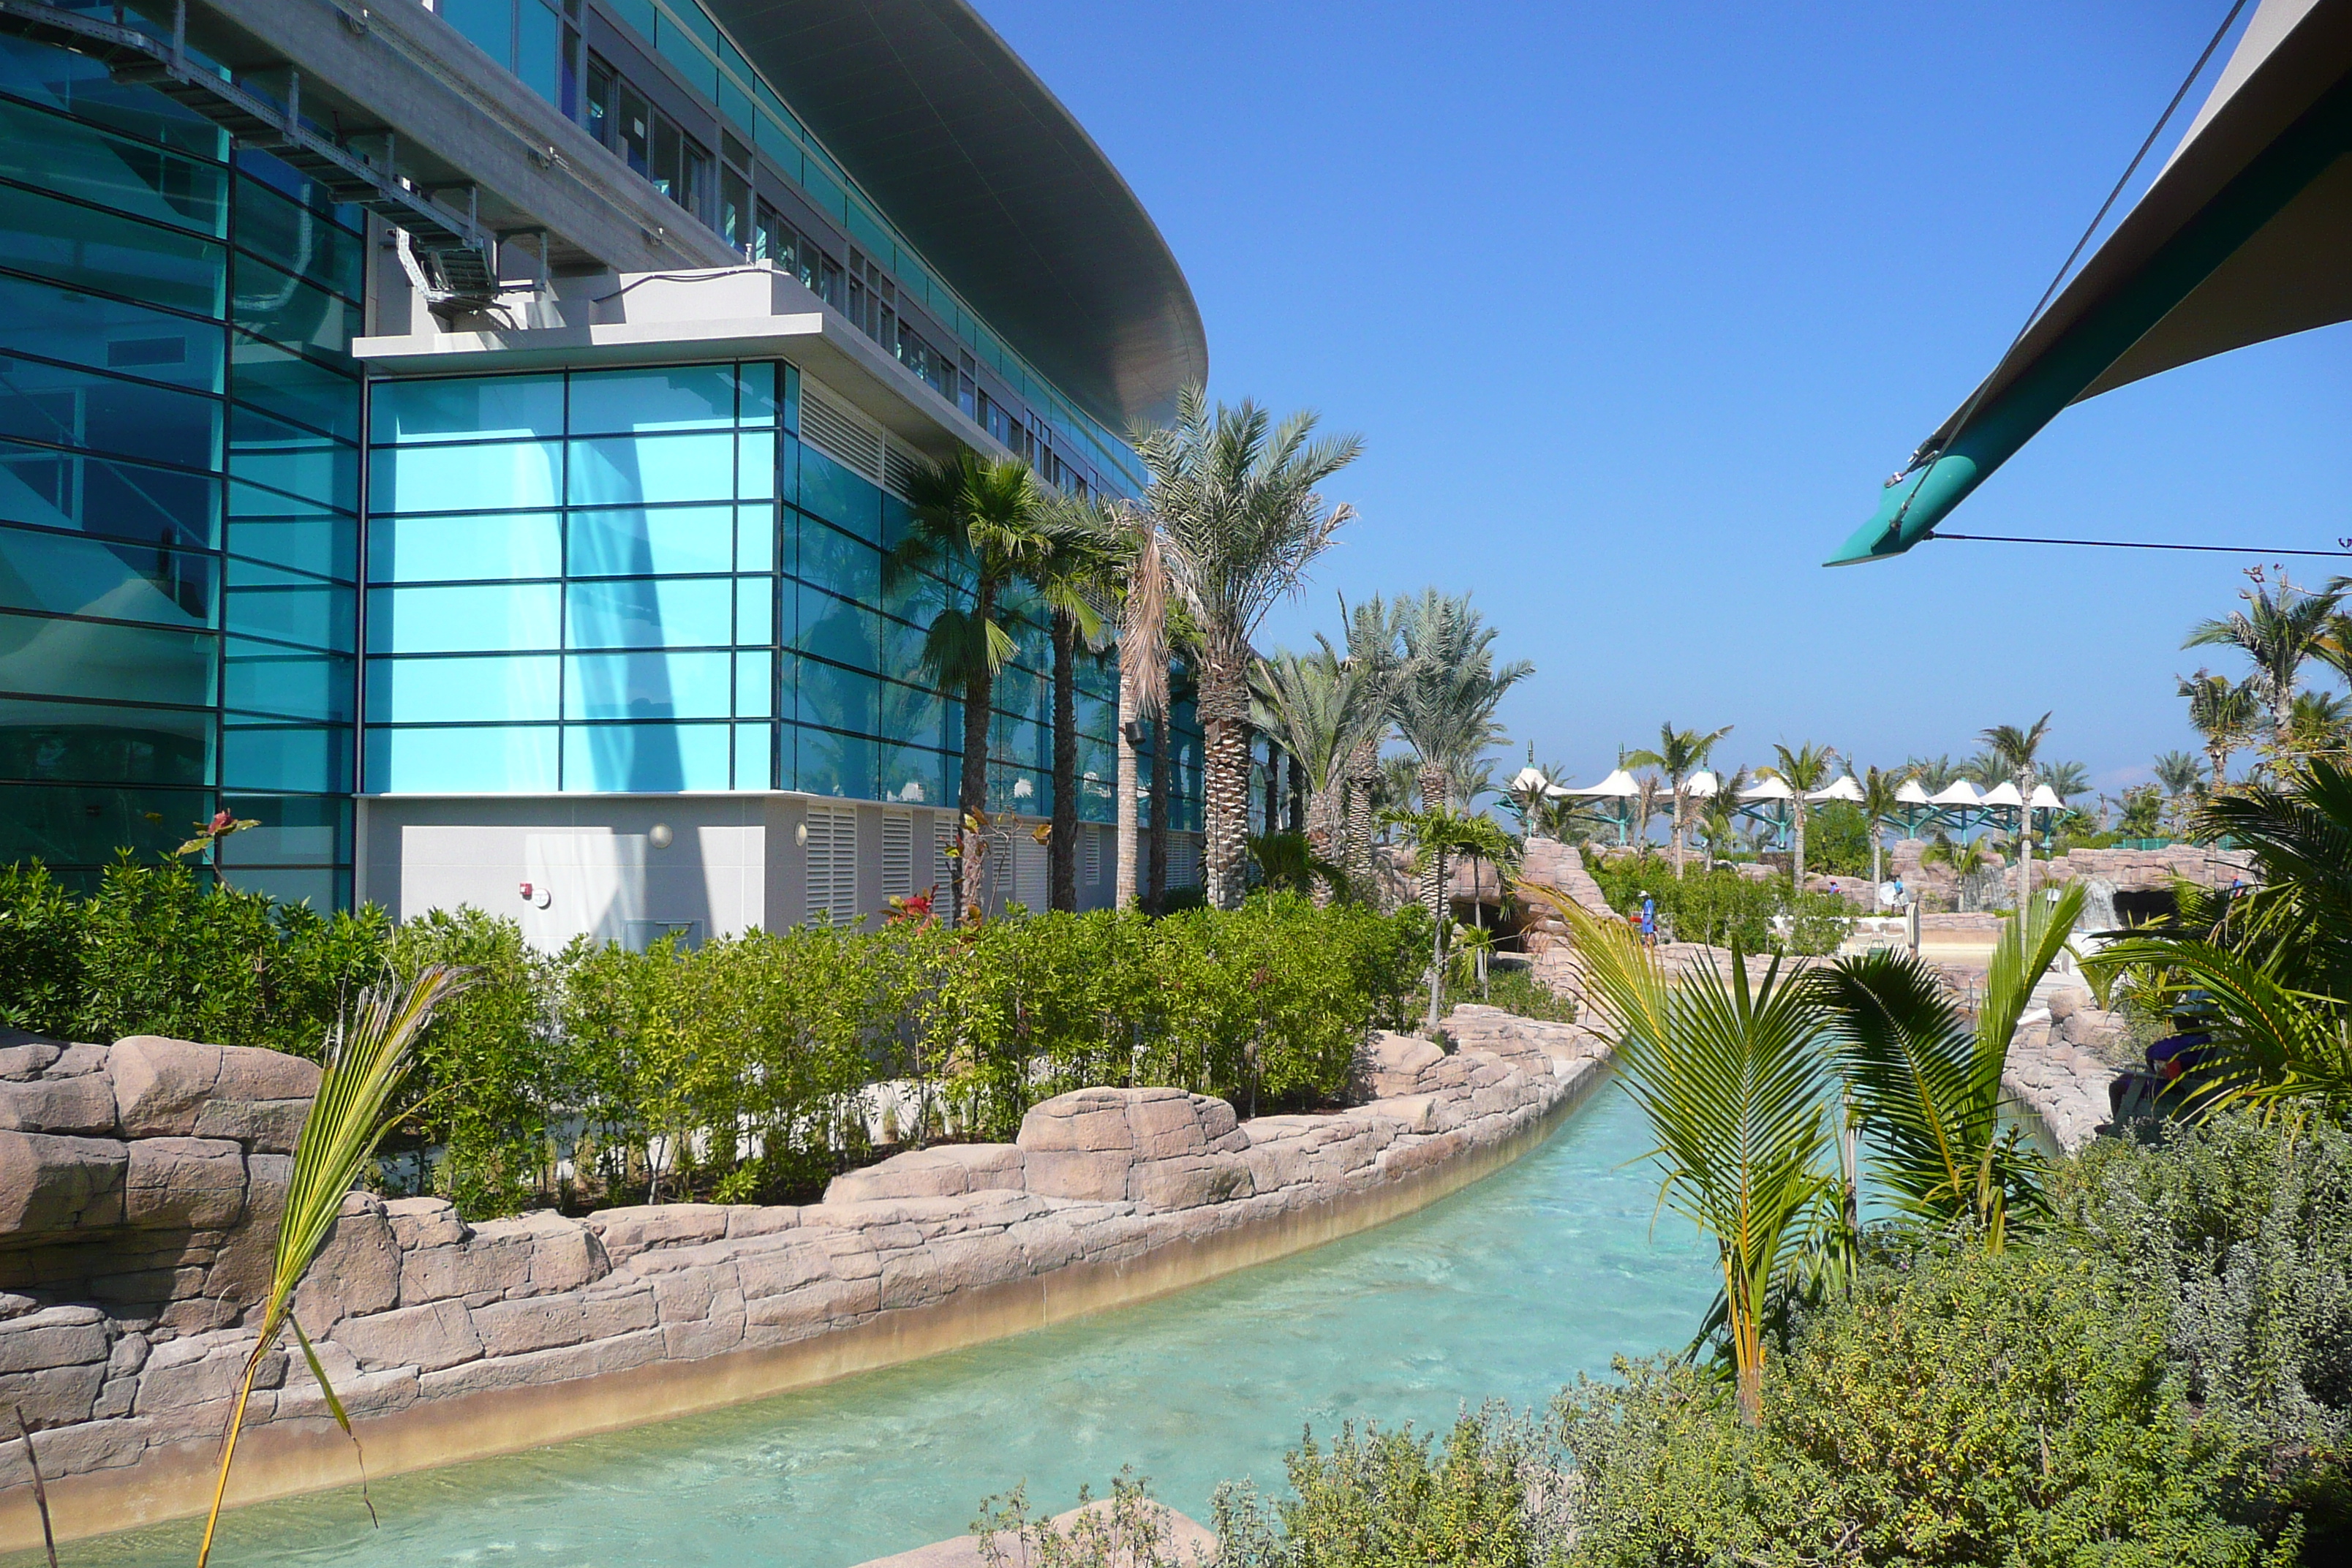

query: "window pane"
xmin=0 ymin=524 xmax=213 ymax=627
xmin=734 ymin=576 xmax=772 ymax=645
xmin=222 ymin=723 xmax=348 ymax=792
xmin=877 ymin=678 xmax=949 ymax=750
xmin=224 ymin=582 xmax=353 ymax=650
xmin=797 ymin=519 xmax=880 ymax=603
xmin=0 ymin=270 xmax=225 ymax=394
xmin=796 ymin=445 xmax=878 ymax=540
xmin=372 ymin=375 xmax=565 ymax=444
xmin=796 ymin=586 xmax=877 ymax=672
xmin=0 ymin=696 xmax=214 ymax=785
xmin=791 ymin=655 xmax=876 ymax=735
xmin=0 ymin=782 xmax=211 ymax=867
xmin=732 ymin=720 xmax=769 ymax=791
xmin=228 ymin=404 xmax=357 ymax=510
xmin=231 ymin=253 xmax=361 ymax=358
xmin=0 ymin=439 xmax=221 ymax=550
xmin=370 ymin=440 xmax=562 ymax=513
xmin=0 ymin=96 xmax=227 ymax=235
xmin=226 ymin=640 xmax=354 ymax=722
xmin=567 ymin=366 xmax=734 ymax=435
xmin=233 ymin=174 xmax=364 ymax=302
xmin=562 ymin=721 xmax=728 ymax=792
xmin=214 ymin=793 xmax=351 ymax=867
xmin=567 ymin=433 xmax=735 ymax=505
xmin=875 ymin=742 xmax=950 ymax=810
xmin=366 ymin=583 xmax=561 ymax=653
xmin=735 ymin=431 xmax=774 ymax=498
xmin=440 ymin=0 xmax=517 ymax=68
xmin=366 ymin=724 xmax=558 ymax=793
xmin=563 ymin=649 xmax=730 ymax=720
xmin=735 ymin=504 xmax=776 ymax=573
xmin=737 ymin=363 xmax=778 ymax=426
xmin=733 ymin=650 xmax=770 ymax=717
xmin=0 ymin=353 xmax=220 ymax=471
xmin=563 ymin=576 xmax=730 ymax=649
xmin=0 ymin=609 xmax=215 ymax=706
xmin=367 ymin=652 xmax=559 ymax=723
xmin=368 ymin=512 xmax=559 ymax=583
xmin=229 ymin=335 xmax=358 ymax=442
xmin=565 ymin=505 xmax=731 ymax=576
xmin=519 ymin=0 xmax=562 ymax=106
xmin=792 ymin=725 xmax=871 ymax=800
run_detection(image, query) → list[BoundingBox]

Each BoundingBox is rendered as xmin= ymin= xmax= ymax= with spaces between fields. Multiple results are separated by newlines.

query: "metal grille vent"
xmin=799 ymin=380 xmax=883 ymax=482
xmin=804 ymin=806 xmax=859 ymax=924
xmin=932 ymin=816 xmax=955 ymax=902
xmin=1082 ymin=824 xmax=1102 ymax=886
xmin=1013 ymin=833 xmax=1048 ymax=912
xmin=881 ymin=442 xmax=924 ymax=500
xmin=881 ymin=811 xmax=913 ymax=900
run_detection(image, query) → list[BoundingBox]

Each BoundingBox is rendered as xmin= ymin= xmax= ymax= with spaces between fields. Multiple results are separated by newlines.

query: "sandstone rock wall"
xmin=1 ymin=1015 xmax=1605 ymax=1546
xmin=2002 ymin=981 xmax=2130 ymax=1154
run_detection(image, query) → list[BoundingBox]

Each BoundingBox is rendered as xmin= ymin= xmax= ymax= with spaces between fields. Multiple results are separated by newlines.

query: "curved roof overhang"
xmin=1830 ymin=0 xmax=2352 ymax=565
xmin=704 ymin=0 xmax=1207 ymax=434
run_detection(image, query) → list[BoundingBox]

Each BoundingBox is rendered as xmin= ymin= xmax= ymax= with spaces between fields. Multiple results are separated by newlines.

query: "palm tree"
xmin=1761 ymin=741 xmax=1837 ymax=887
xmin=2152 ymin=750 xmax=2205 ymax=832
xmin=1905 ymin=753 xmax=1966 ymax=791
xmin=1107 ymin=504 xmax=1168 ymax=912
xmin=889 ymin=453 xmax=1057 ymax=921
xmin=1542 ymin=895 xmax=1835 ymax=1425
xmin=198 ymin=967 xmax=470 ymax=1567
xmin=2179 ymin=668 xmax=2262 ymax=787
xmin=1334 ymin=594 xmax=1405 ymax=897
xmin=1029 ymin=500 xmax=1112 ymax=912
xmin=1138 ymin=388 xmax=1362 ymax=910
xmin=2184 ymin=570 xmax=2345 ymax=757
xmin=1980 ymin=713 xmax=2053 ymax=910
xmin=1390 ymin=591 xmax=1530 ymax=912
xmin=1249 ymin=644 xmax=1378 ymax=904
xmin=1695 ymin=766 xmax=1752 ymax=870
xmin=1627 ymin=723 xmax=1733 ymax=878
xmin=2288 ymin=689 xmax=2351 ymax=755
xmin=1856 ymin=764 xmax=1911 ymax=904
xmin=1807 ymin=885 xmax=2082 ymax=1251
xmin=1390 ymin=804 xmax=1515 ymax=1033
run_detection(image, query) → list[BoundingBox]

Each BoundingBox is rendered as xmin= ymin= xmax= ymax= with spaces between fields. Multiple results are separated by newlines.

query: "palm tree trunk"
xmin=1288 ymin=756 xmax=1305 ymax=833
xmin=1347 ymin=736 xmax=1380 ymax=902
xmin=1305 ymin=795 xmax=1336 ymax=908
xmin=1670 ymin=783 xmax=1686 ymax=878
xmin=1791 ymin=804 xmax=1807 ymax=889
xmin=1200 ymin=654 xmax=1252 ymax=911
xmin=1049 ymin=608 xmax=1078 ymax=913
xmin=1870 ymin=831 xmax=1884 ymax=909
xmin=1115 ymin=671 xmax=1142 ymax=911
xmin=1147 ymin=708 xmax=1171 ymax=912
xmin=958 ymin=674 xmax=991 ymax=922
xmin=1262 ymin=737 xmax=1281 ymax=839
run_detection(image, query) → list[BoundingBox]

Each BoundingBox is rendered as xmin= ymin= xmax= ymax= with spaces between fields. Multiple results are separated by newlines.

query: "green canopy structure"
xmin=1830 ymin=0 xmax=2352 ymax=566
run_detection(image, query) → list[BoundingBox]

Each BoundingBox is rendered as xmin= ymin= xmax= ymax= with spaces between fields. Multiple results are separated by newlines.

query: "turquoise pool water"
xmin=38 ymin=1085 xmax=1715 ymax=1568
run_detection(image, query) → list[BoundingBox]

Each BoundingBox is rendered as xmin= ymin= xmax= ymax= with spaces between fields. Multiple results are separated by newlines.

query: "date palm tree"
xmin=890 ymin=453 xmax=1058 ymax=921
xmin=1390 ymin=804 xmax=1515 ymax=1035
xmin=1335 ymin=594 xmax=1404 ymax=894
xmin=1980 ymin=713 xmax=2053 ymax=909
xmin=1028 ymin=497 xmax=1115 ymax=912
xmin=1249 ymin=643 xmax=1379 ymax=904
xmin=1761 ymin=741 xmax=1837 ymax=887
xmin=1390 ymin=591 xmax=1530 ymax=913
xmin=1856 ymin=764 xmax=1911 ymax=903
xmin=1627 ymin=723 xmax=1733 ymax=878
xmin=2179 ymin=668 xmax=2262 ymax=788
xmin=2152 ymin=750 xmax=2205 ymax=831
xmin=2185 ymin=570 xmax=2345 ymax=758
xmin=1138 ymin=388 xmax=1362 ymax=910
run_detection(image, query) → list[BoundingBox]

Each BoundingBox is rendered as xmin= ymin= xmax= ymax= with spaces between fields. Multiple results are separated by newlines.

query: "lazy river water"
xmin=36 ymin=1085 xmax=1716 ymax=1568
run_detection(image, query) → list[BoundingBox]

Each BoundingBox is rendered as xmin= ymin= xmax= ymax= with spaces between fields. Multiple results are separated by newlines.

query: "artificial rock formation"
xmin=1 ymin=1013 xmax=1607 ymax=1545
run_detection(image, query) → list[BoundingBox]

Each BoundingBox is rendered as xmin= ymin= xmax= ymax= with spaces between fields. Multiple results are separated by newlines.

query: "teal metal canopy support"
xmin=1828 ymin=67 xmax=2352 ymax=568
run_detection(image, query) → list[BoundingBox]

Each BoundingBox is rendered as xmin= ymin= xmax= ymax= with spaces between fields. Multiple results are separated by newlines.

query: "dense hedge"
xmin=1587 ymin=853 xmax=1853 ymax=954
xmin=0 ymin=861 xmax=1428 ymax=1216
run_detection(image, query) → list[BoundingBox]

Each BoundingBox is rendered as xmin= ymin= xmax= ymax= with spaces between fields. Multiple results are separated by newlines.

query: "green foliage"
xmin=0 ymin=862 xmax=84 ymax=1036
xmin=1803 ymin=801 xmax=1872 ymax=878
xmin=1213 ymin=1409 xmax=1559 ymax=1568
xmin=1588 ymin=854 xmax=1851 ymax=957
xmin=1444 ymin=966 xmax=1579 ymax=1025
xmin=1557 ymin=1243 xmax=2303 ymax=1568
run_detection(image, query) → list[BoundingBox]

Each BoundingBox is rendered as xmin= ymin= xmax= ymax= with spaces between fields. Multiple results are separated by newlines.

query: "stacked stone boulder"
xmin=1 ymin=1011 xmax=1598 ymax=1539
xmin=2001 ymin=981 xmax=2130 ymax=1153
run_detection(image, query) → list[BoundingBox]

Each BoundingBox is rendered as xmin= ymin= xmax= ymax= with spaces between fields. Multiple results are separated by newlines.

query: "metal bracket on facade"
xmin=0 ymin=0 xmax=503 ymax=314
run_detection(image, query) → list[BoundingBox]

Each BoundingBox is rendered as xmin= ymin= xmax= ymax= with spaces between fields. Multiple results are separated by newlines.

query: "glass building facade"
xmin=0 ymin=0 xmax=1203 ymax=916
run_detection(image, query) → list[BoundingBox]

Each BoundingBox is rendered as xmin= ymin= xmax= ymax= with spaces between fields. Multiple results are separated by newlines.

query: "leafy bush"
xmin=1588 ymin=855 xmax=1851 ymax=956
xmin=1447 ymin=966 xmax=1578 ymax=1024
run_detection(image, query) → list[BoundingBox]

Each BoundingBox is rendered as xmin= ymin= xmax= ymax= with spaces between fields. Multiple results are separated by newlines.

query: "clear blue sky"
xmin=979 ymin=0 xmax=2351 ymax=796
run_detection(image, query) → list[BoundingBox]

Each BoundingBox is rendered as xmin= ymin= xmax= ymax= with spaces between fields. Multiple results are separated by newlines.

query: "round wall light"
xmin=648 ymin=823 xmax=674 ymax=849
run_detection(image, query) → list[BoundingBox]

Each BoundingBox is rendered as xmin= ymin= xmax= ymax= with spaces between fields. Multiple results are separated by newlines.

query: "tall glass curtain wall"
xmin=368 ymin=362 xmax=1145 ymax=821
xmin=423 ymin=0 xmax=1143 ymax=499
xmin=0 ymin=34 xmax=361 ymax=903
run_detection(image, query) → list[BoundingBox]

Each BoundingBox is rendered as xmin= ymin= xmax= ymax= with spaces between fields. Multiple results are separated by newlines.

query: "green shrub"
xmin=1588 ymin=855 xmax=1850 ymax=956
xmin=0 ymin=862 xmax=84 ymax=1036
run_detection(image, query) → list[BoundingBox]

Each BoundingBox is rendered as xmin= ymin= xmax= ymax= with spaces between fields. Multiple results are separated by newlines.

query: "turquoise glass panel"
xmin=736 ymin=364 xmax=779 ymax=427
xmin=440 ymin=0 xmax=516 ymax=67
xmin=568 ymin=366 xmax=735 ymax=436
xmin=227 ymin=335 xmax=358 ymax=442
xmin=798 ymin=520 xmax=881 ymax=602
xmin=717 ymin=77 xmax=756 ymax=146
xmin=796 ymin=587 xmax=877 ymax=673
xmin=652 ymin=10 xmax=720 ymax=97
xmin=368 ymin=513 xmax=560 ymax=584
xmin=794 ymin=725 xmax=870 ymax=799
xmin=735 ymin=505 xmax=776 ymax=574
xmin=796 ymin=446 xmax=879 ymax=540
xmin=0 ymin=609 xmax=214 ymax=706
xmin=563 ymin=650 xmax=731 ymax=720
xmin=564 ymin=576 xmax=731 ymax=649
xmin=566 ymin=505 xmax=733 ymax=577
xmin=878 ymin=613 xmax=930 ymax=677
xmin=0 ymin=524 xmax=211 ymax=627
xmin=0 ymin=180 xmax=223 ymax=318
xmin=366 ymin=583 xmax=561 ymax=653
xmin=222 ymin=723 xmax=347 ymax=792
xmin=792 ymin=655 xmax=877 ymax=735
xmin=607 ymin=0 xmax=656 ymax=41
xmin=0 ymin=97 xmax=227 ymax=235
xmin=366 ymin=724 xmax=559 ymax=793
xmin=799 ymin=162 xmax=846 ymax=225
xmin=846 ymin=200 xmax=893 ymax=265
xmin=0 ymin=271 xmax=225 ymax=394
xmin=518 ymin=0 xmax=562 ymax=106
xmin=0 ymin=437 xmax=220 ymax=551
xmin=734 ymin=576 xmax=772 ymax=646
xmin=874 ymin=743 xmax=951 ymax=810
xmin=733 ymin=651 xmax=770 ymax=717
xmin=226 ymin=510 xmax=355 ymax=585
xmin=0 ymin=695 xmax=213 ymax=785
xmin=371 ymin=440 xmax=562 ymax=513
xmin=0 ymin=354 xmax=219 ymax=472
xmin=567 ymin=433 xmax=734 ymax=507
xmin=226 ymin=640 xmax=353 ymax=722
xmin=372 ymin=375 xmax=564 ymax=443
xmin=753 ymin=107 xmax=804 ymax=181
xmin=233 ymin=175 xmax=364 ymax=302
xmin=230 ymin=254 xmax=360 ymax=360
xmin=734 ymin=432 xmax=775 ymax=499
xmin=732 ymin=721 xmax=770 ymax=791
xmin=562 ymin=721 xmax=728 ymax=793
xmin=367 ymin=653 xmax=559 ymax=723
xmin=224 ymin=583 xmax=350 ymax=650
xmin=228 ymin=405 xmax=357 ymax=511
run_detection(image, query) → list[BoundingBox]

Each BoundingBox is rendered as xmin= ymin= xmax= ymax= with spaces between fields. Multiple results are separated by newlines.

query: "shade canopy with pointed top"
xmin=1809 ymin=775 xmax=1866 ymax=802
xmin=1740 ymin=777 xmax=1796 ymax=802
xmin=2029 ymin=783 xmax=2070 ymax=810
xmin=1927 ymin=780 xmax=1986 ymax=807
xmin=1685 ymin=770 xmax=1721 ymax=798
xmin=1980 ymin=780 xmax=2027 ymax=809
xmin=1829 ymin=0 xmax=2352 ymax=565
xmin=1572 ymin=768 xmax=1642 ymax=799
xmin=1896 ymin=779 xmax=1935 ymax=804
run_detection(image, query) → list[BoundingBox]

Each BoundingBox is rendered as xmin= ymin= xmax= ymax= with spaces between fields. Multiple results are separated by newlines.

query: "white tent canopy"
xmin=1740 ymin=777 xmax=1795 ymax=802
xmin=1572 ymin=768 xmax=1641 ymax=799
xmin=1896 ymin=779 xmax=1934 ymax=804
xmin=1685 ymin=770 xmax=1721 ymax=799
xmin=2028 ymin=783 xmax=2068 ymax=810
xmin=1927 ymin=780 xmax=1983 ymax=807
xmin=1809 ymin=775 xmax=1864 ymax=803
xmin=1979 ymin=780 xmax=2026 ymax=809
